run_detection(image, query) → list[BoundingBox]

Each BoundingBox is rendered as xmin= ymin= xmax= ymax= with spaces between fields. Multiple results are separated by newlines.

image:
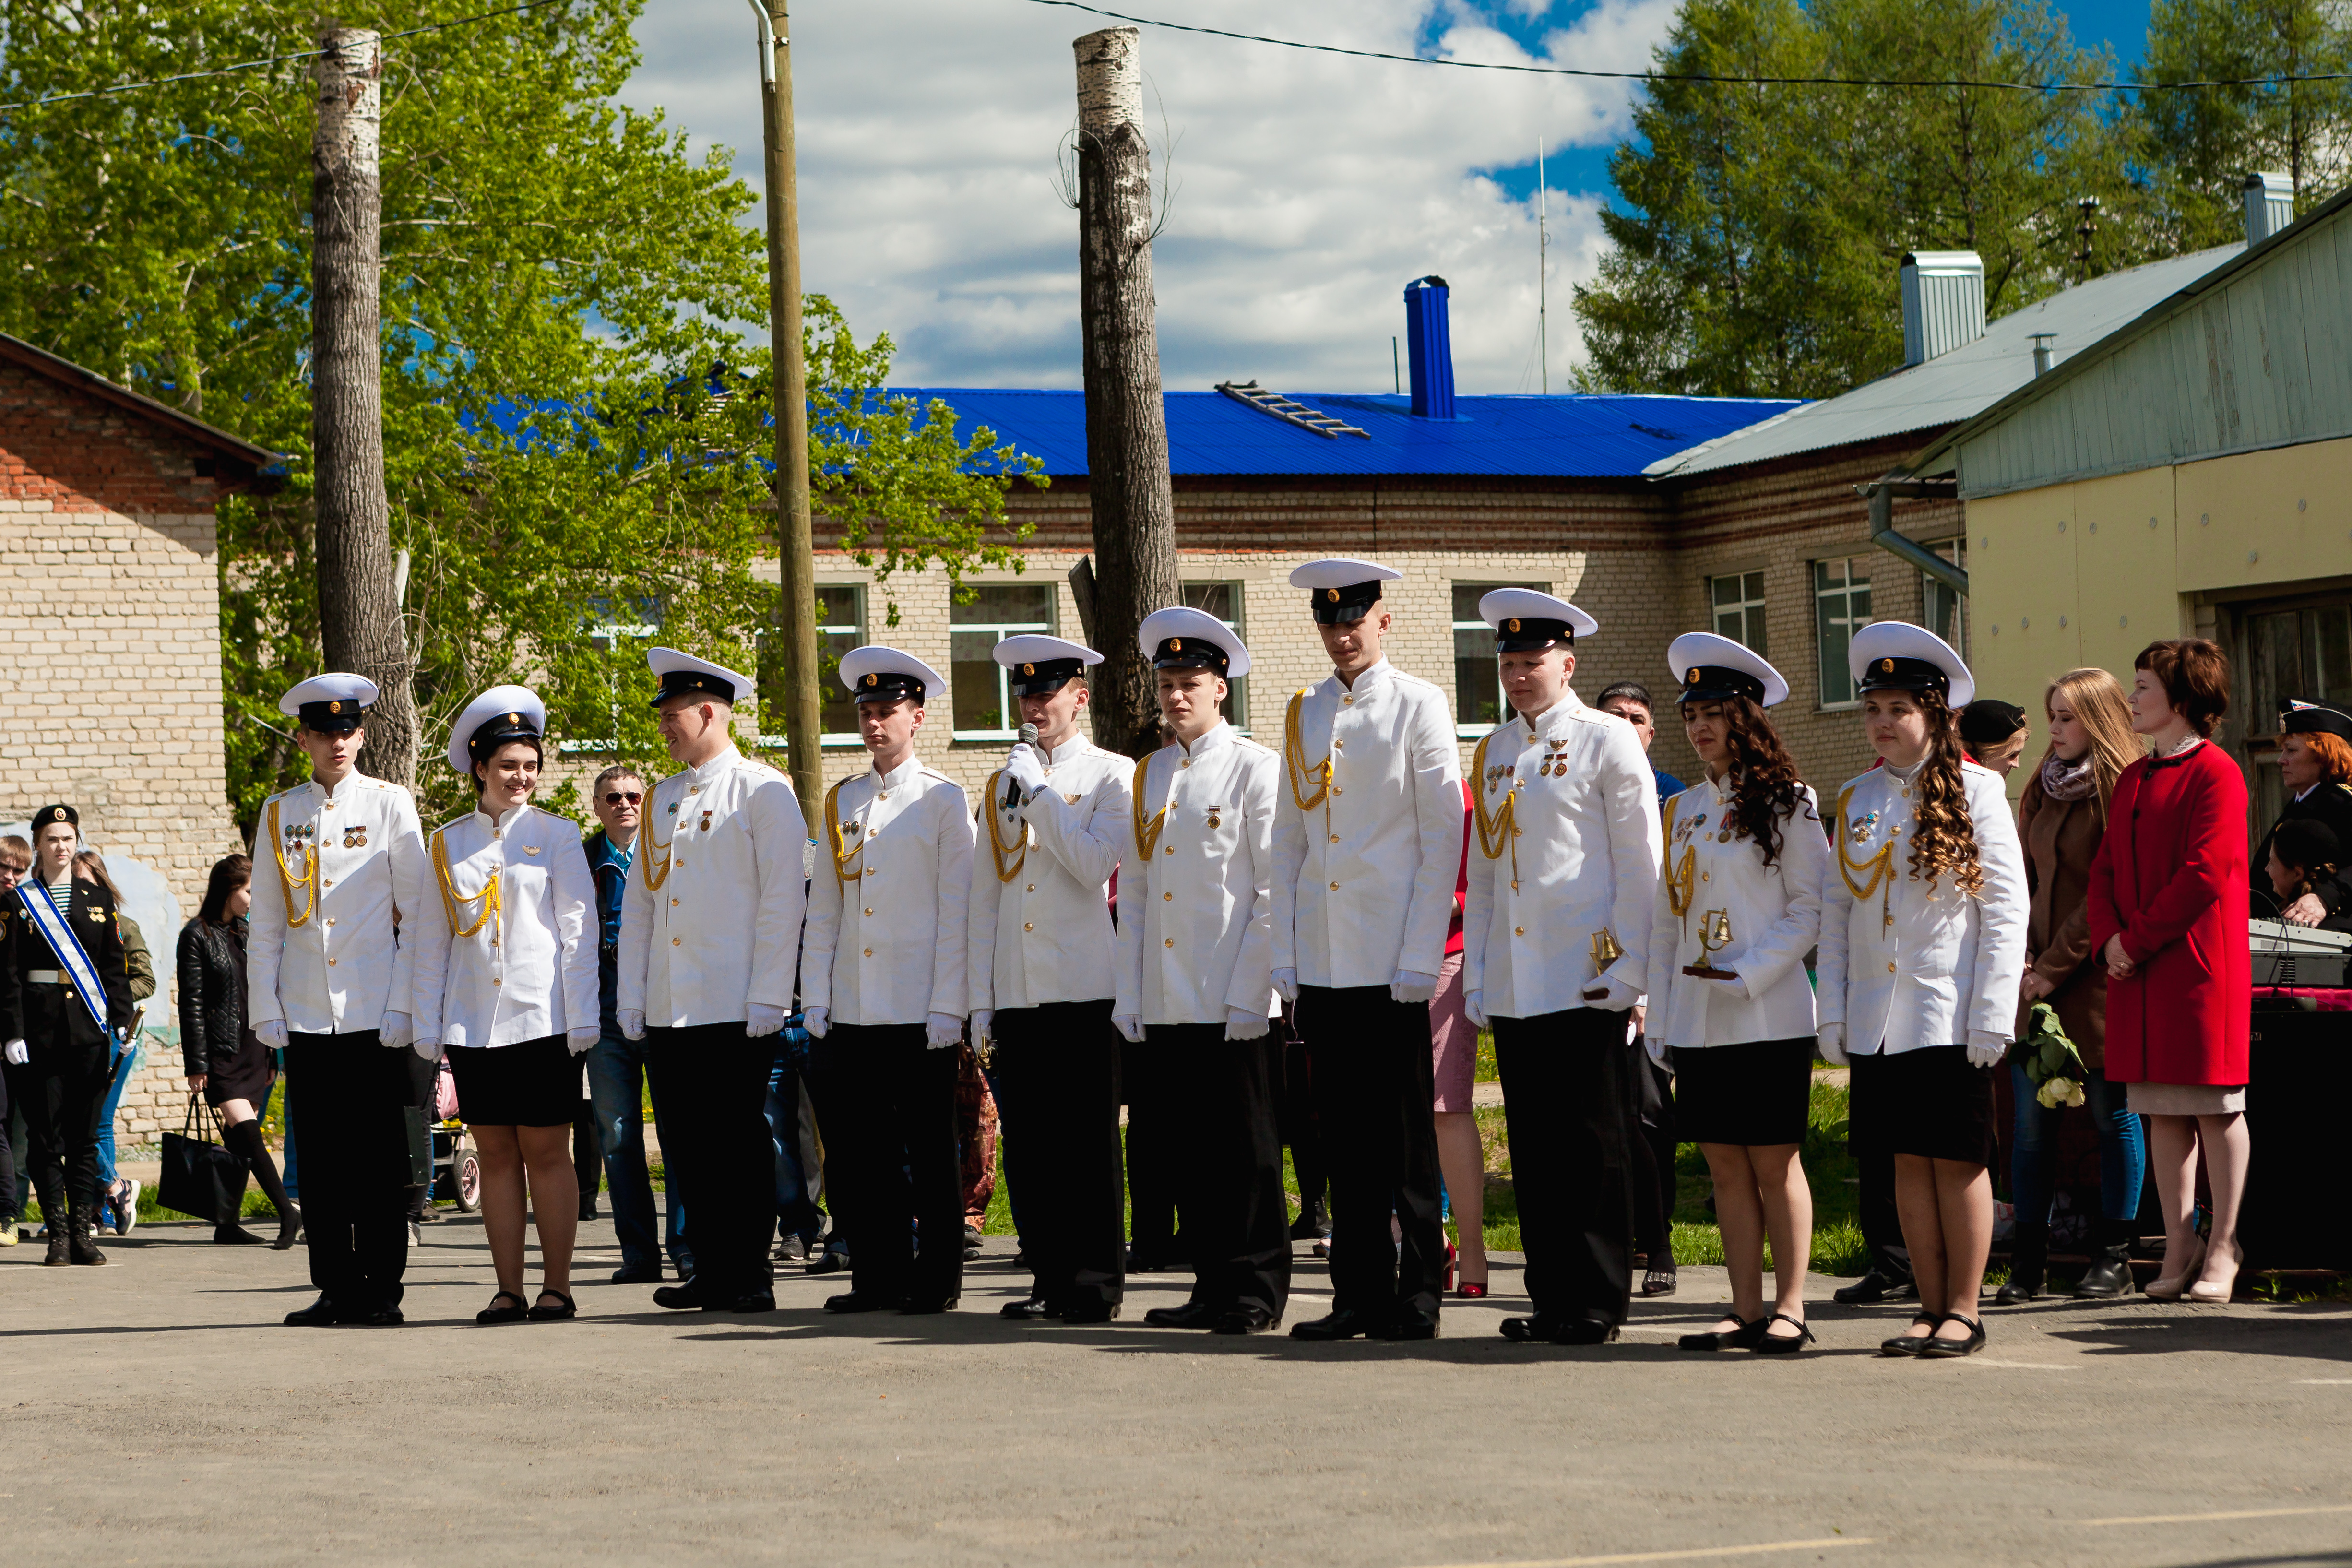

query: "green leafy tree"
xmin=0 ymin=0 xmax=1037 ymax=832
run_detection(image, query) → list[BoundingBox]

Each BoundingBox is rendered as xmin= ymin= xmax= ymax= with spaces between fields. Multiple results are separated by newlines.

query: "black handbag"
xmin=401 ymin=1105 xmax=433 ymax=1188
xmin=159 ymin=1094 xmax=250 ymax=1223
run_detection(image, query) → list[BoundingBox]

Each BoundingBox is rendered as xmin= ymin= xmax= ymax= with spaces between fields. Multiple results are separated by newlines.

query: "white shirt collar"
xmin=313 ymin=771 xmax=367 ymax=803
xmin=2295 ymin=782 xmax=2317 ymax=802
xmin=1037 ymin=733 xmax=1089 ymax=766
xmin=1522 ymin=686 xmax=1585 ymax=740
xmin=1177 ymin=720 xmax=1233 ymax=759
xmin=684 ymin=746 xmax=741 ymax=787
xmin=474 ymin=801 xmax=530 ymax=833
xmin=1335 ymin=658 xmax=1392 ymax=695
xmin=871 ymin=752 xmax=923 ymax=790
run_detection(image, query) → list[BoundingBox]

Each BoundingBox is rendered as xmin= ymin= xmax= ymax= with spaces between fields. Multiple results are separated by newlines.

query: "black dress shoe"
xmin=1060 ymin=1299 xmax=1120 ymax=1325
xmin=1833 ymin=1268 xmax=1918 ymax=1306
xmin=899 ymin=1295 xmax=958 ymax=1314
xmin=707 ymin=1291 xmax=776 ymax=1313
xmin=1002 ymin=1296 xmax=1057 ymax=1320
xmin=609 ymin=1262 xmax=665 ymax=1285
xmin=824 ymin=1290 xmax=895 ymax=1313
xmin=1916 ymin=1314 xmax=1987 ymax=1358
xmin=350 ymin=1306 xmax=405 ymax=1327
xmin=1678 ymin=1313 xmax=1769 ymax=1352
xmin=1500 ymin=1312 xmax=1617 ymax=1345
xmin=1377 ymin=1309 xmax=1440 ymax=1341
xmin=1213 ymin=1305 xmax=1279 ymax=1334
xmin=1290 ymin=1308 xmax=1385 ymax=1342
xmin=653 ymin=1283 xmax=708 ymax=1311
xmin=1879 ymin=1311 xmax=1945 ymax=1356
xmin=1141 ymin=1300 xmax=1220 ymax=1329
xmin=284 ymin=1294 xmax=341 ymax=1327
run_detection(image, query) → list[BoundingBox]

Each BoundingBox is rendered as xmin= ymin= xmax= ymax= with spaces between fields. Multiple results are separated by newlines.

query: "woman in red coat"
xmin=2087 ymin=639 xmax=2250 ymax=1303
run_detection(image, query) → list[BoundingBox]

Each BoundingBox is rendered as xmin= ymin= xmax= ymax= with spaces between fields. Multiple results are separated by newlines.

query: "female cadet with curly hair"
xmin=1817 ymin=624 xmax=2028 ymax=1359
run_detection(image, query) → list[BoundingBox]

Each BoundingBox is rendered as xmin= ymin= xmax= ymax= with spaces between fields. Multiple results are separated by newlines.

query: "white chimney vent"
xmin=1901 ymin=251 xmax=1986 ymax=367
xmin=2244 ymin=172 xmax=2294 ymax=245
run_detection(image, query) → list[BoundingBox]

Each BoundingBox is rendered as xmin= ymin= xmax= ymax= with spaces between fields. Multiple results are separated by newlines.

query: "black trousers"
xmin=1297 ymin=984 xmax=1446 ymax=1321
xmin=645 ymin=1023 xmax=777 ymax=1300
xmin=994 ymin=1000 xmax=1126 ymax=1309
xmin=0 ymin=1057 xmax=15 ymax=1219
xmin=285 ymin=1033 xmax=413 ymax=1310
xmin=15 ymin=1032 xmax=108 ymax=1220
xmin=1856 ymin=1148 xmax=1911 ymax=1277
xmin=1276 ymin=1023 xmax=1328 ymax=1230
xmin=807 ymin=1023 xmax=962 ymax=1304
xmin=1121 ymin=1036 xmax=1181 ymax=1260
xmin=1627 ymin=1048 xmax=1677 ymax=1269
xmin=1153 ymin=1022 xmax=1290 ymax=1318
xmin=1495 ymin=1008 xmax=1636 ymax=1326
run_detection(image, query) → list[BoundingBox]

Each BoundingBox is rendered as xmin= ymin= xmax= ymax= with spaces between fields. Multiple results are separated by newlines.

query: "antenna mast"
xmin=1537 ymin=136 xmax=1548 ymax=395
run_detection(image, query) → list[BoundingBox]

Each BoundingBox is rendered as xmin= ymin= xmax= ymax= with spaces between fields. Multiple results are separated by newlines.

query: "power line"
xmin=0 ymin=0 xmax=576 ymax=116
xmin=1018 ymin=0 xmax=2352 ymax=94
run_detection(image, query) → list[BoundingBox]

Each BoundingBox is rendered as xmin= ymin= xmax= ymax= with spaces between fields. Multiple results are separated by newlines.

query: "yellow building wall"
xmin=1968 ymin=433 xmax=2352 ymax=798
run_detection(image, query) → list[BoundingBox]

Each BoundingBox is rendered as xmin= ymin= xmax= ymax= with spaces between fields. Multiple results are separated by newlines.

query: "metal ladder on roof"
xmin=1213 ymin=380 xmax=1369 ymax=439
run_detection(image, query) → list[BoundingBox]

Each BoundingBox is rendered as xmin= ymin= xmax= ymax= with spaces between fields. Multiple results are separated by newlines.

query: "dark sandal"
xmin=1880 ymin=1311 xmax=1946 ymax=1357
xmin=476 ymin=1291 xmax=529 ymax=1326
xmin=1917 ymin=1313 xmax=1986 ymax=1358
xmin=1678 ymin=1312 xmax=1767 ymax=1352
xmin=527 ymin=1289 xmax=578 ymax=1322
xmin=1642 ymin=1268 xmax=1679 ymax=1297
xmin=1750 ymin=1312 xmax=1816 ymax=1354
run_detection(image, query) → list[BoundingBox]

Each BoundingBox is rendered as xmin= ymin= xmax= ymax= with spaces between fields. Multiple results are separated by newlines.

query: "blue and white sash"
xmin=18 ymin=883 xmax=110 ymax=1034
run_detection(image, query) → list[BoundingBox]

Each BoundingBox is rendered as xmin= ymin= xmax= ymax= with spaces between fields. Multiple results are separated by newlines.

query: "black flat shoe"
xmin=349 ymin=1306 xmax=405 ymax=1327
xmin=1750 ymin=1313 xmax=1816 ymax=1355
xmin=528 ymin=1289 xmax=578 ymax=1322
xmin=1501 ymin=1312 xmax=1617 ymax=1345
xmin=284 ymin=1294 xmax=341 ymax=1328
xmin=1289 ymin=1308 xmax=1385 ymax=1342
xmin=1377 ymin=1309 xmax=1439 ymax=1341
xmin=1678 ymin=1312 xmax=1767 ymax=1352
xmin=1001 ymin=1296 xmax=1057 ymax=1320
xmin=477 ymin=1291 xmax=530 ymax=1326
xmin=708 ymin=1291 xmax=776 ymax=1313
xmin=1213 ymin=1305 xmax=1280 ymax=1335
xmin=1060 ymin=1299 xmax=1121 ymax=1325
xmin=1141 ymin=1300 xmax=1219 ymax=1330
xmin=1880 ymin=1312 xmax=1945 ymax=1356
xmin=652 ymin=1283 xmax=707 ymax=1311
xmin=899 ymin=1295 xmax=958 ymax=1314
xmin=1917 ymin=1314 xmax=1987 ymax=1358
xmin=825 ymin=1291 xmax=896 ymax=1313
xmin=1835 ymin=1268 xmax=1917 ymax=1306
xmin=609 ymin=1262 xmax=664 ymax=1285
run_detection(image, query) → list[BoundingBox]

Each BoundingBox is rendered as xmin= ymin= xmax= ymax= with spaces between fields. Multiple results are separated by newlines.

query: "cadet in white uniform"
xmin=1271 ymin=558 xmax=1463 ymax=1342
xmin=1643 ymin=635 xmax=1829 ymax=1355
xmin=1461 ymin=591 xmax=1662 ymax=1345
xmin=616 ymin=648 xmax=807 ymax=1314
xmin=799 ymin=647 xmax=973 ymax=1315
xmin=1114 ymin=608 xmax=1289 ymax=1334
xmin=247 ymin=674 xmax=427 ymax=1327
xmin=411 ymin=686 xmax=600 ymax=1324
xmin=1817 ymin=623 xmax=2027 ymax=1360
xmin=970 ymin=635 xmax=1133 ymax=1324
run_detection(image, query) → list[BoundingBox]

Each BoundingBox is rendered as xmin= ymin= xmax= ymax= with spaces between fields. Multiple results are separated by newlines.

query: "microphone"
xmin=1005 ymin=722 xmax=1039 ymax=811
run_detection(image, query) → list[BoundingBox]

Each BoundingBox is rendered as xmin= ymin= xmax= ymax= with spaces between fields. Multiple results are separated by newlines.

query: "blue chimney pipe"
xmin=1403 ymin=275 xmax=1456 ymax=420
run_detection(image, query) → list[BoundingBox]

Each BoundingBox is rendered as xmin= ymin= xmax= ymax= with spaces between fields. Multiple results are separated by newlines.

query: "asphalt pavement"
xmin=5 ymin=1214 xmax=2349 ymax=1568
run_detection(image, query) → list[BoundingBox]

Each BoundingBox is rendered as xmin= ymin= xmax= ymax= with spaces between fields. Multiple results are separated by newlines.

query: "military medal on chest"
xmin=341 ymin=825 xmax=368 ymax=849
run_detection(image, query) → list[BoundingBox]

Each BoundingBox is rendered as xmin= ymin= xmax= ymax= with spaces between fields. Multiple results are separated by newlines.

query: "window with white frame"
xmin=563 ymin=595 xmax=665 ymax=754
xmin=1181 ymin=581 xmax=1248 ymax=729
xmin=951 ymin=583 xmax=1055 ymax=739
xmin=755 ymin=584 xmax=866 ymax=746
xmin=1923 ymin=540 xmax=1967 ymax=660
xmin=1814 ymin=557 xmax=1874 ymax=708
xmin=1451 ymin=581 xmax=1545 ymax=736
xmin=1711 ymin=570 xmax=1768 ymax=655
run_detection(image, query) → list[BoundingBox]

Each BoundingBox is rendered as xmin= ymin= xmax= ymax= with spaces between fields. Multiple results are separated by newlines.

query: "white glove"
xmin=1224 ymin=1007 xmax=1270 ymax=1041
xmin=1269 ymin=968 xmax=1299 ymax=1004
xmin=1390 ymin=969 xmax=1439 ymax=1005
xmin=618 ymin=1009 xmax=647 ymax=1042
xmin=971 ymin=1009 xmax=994 ymax=1045
xmin=255 ymin=1020 xmax=289 ymax=1051
xmin=377 ymin=1011 xmax=413 ymax=1049
xmin=801 ymin=1006 xmax=829 ymax=1040
xmin=1644 ymin=1031 xmax=1671 ymax=1067
xmin=1114 ymin=1013 xmax=1145 ymax=1044
xmin=926 ymin=1012 xmax=964 ymax=1050
xmin=1816 ymin=1023 xmax=1848 ymax=1067
xmin=566 ymin=1025 xmax=601 ymax=1056
xmin=744 ymin=1003 xmax=788 ymax=1039
xmin=1584 ymin=975 xmax=1641 ymax=1013
xmin=1005 ymin=743 xmax=1048 ymax=800
xmin=1699 ymin=969 xmax=1750 ymax=1002
xmin=1965 ymin=1030 xmax=2008 ymax=1069
xmin=2 ymin=1038 xmax=25 ymax=1066
xmin=1463 ymin=990 xmax=1487 ymax=1030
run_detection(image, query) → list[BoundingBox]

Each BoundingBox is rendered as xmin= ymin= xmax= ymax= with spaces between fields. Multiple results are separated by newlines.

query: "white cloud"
xmin=621 ymin=0 xmax=1676 ymax=392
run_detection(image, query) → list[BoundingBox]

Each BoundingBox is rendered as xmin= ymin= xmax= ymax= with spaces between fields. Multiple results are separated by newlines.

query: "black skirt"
xmin=1848 ymin=1044 xmax=1999 ymax=1167
xmin=447 ymin=1034 xmax=577 ymax=1127
xmin=1673 ymin=1036 xmax=1815 ymax=1146
xmin=203 ymin=1031 xmax=276 ymax=1109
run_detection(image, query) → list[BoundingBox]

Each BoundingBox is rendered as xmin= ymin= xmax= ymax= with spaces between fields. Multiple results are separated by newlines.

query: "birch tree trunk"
xmin=1073 ymin=27 xmax=1179 ymax=758
xmin=311 ymin=26 xmax=418 ymax=789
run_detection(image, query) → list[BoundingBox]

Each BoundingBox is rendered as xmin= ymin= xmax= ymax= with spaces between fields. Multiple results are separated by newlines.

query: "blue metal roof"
xmin=887 ymin=388 xmax=1802 ymax=480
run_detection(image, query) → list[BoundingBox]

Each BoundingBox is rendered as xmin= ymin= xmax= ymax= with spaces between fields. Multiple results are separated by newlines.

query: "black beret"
xmin=1959 ymin=699 xmax=2029 ymax=745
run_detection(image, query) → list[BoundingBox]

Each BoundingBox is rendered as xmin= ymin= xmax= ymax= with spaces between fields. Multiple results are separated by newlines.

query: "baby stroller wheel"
xmin=454 ymin=1134 xmax=484 ymax=1213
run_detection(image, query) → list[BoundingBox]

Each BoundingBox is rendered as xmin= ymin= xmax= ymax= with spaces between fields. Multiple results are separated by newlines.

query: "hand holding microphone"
xmin=1004 ymin=722 xmax=1041 ymax=811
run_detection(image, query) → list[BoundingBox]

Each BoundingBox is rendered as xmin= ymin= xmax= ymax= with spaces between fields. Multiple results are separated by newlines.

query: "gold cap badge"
xmin=329 ymin=700 xmax=342 ymax=713
xmin=1880 ymin=657 xmax=1895 ymax=673
xmin=1507 ymin=618 xmax=1521 ymax=633
xmin=1170 ymin=638 xmax=1182 ymax=652
xmin=1022 ymin=663 xmax=1035 ymax=676
xmin=506 ymin=713 xmax=519 ymax=725
xmin=864 ymin=673 xmax=877 ymax=686
xmin=1687 ymin=667 xmax=1702 ymax=683
xmin=50 ymin=806 xmax=66 ymax=821
xmin=1326 ymin=588 xmax=1340 ymax=603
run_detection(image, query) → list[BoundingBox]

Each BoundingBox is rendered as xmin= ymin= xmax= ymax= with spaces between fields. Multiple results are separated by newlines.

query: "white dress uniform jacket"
xmin=1115 ymin=722 xmax=1278 ymax=1025
xmin=617 ymin=746 xmax=807 ymax=1027
xmin=410 ymin=803 xmax=599 ymax=1049
xmin=1462 ymin=690 xmax=1662 ymax=1019
xmin=801 ymin=755 xmax=973 ymax=1026
xmin=1816 ymin=759 xmax=2029 ymax=1053
xmin=247 ymin=773 xmax=426 ymax=1035
xmin=969 ymin=736 xmax=1130 ymax=1012
xmin=1272 ymin=660 xmax=1466 ymax=986
xmin=1645 ymin=776 xmax=1828 ymax=1048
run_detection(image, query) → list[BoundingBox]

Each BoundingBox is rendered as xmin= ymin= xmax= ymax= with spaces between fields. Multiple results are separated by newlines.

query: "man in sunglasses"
xmin=582 ymin=764 xmax=692 ymax=1285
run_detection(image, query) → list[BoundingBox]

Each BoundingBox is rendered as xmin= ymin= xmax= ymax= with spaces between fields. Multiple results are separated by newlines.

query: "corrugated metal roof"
xmin=1641 ymin=244 xmax=2245 ymax=480
xmin=887 ymin=388 xmax=1798 ymax=480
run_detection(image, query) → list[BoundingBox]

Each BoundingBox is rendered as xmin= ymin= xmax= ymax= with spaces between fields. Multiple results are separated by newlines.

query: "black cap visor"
xmin=1308 ymin=581 xmax=1382 ymax=626
xmin=651 ymin=670 xmax=737 ymax=708
xmin=853 ymin=672 xmax=927 ymax=704
xmin=1677 ymin=665 xmax=1766 ymax=706
xmin=1495 ymin=617 xmax=1574 ymax=653
xmin=1857 ymin=655 xmax=1950 ymax=700
xmin=1152 ymin=638 xmax=1230 ymax=677
xmin=1008 ymin=658 xmax=1085 ymax=698
xmin=297 ymin=700 xmax=367 ymax=734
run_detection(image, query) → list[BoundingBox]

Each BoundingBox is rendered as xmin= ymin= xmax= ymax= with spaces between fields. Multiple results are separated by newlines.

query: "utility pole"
xmin=1073 ymin=27 xmax=1179 ymax=757
xmin=748 ymin=0 xmax=821 ymax=829
xmin=311 ymin=25 xmax=418 ymax=790
xmin=1537 ymin=137 xmax=1548 ymax=395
